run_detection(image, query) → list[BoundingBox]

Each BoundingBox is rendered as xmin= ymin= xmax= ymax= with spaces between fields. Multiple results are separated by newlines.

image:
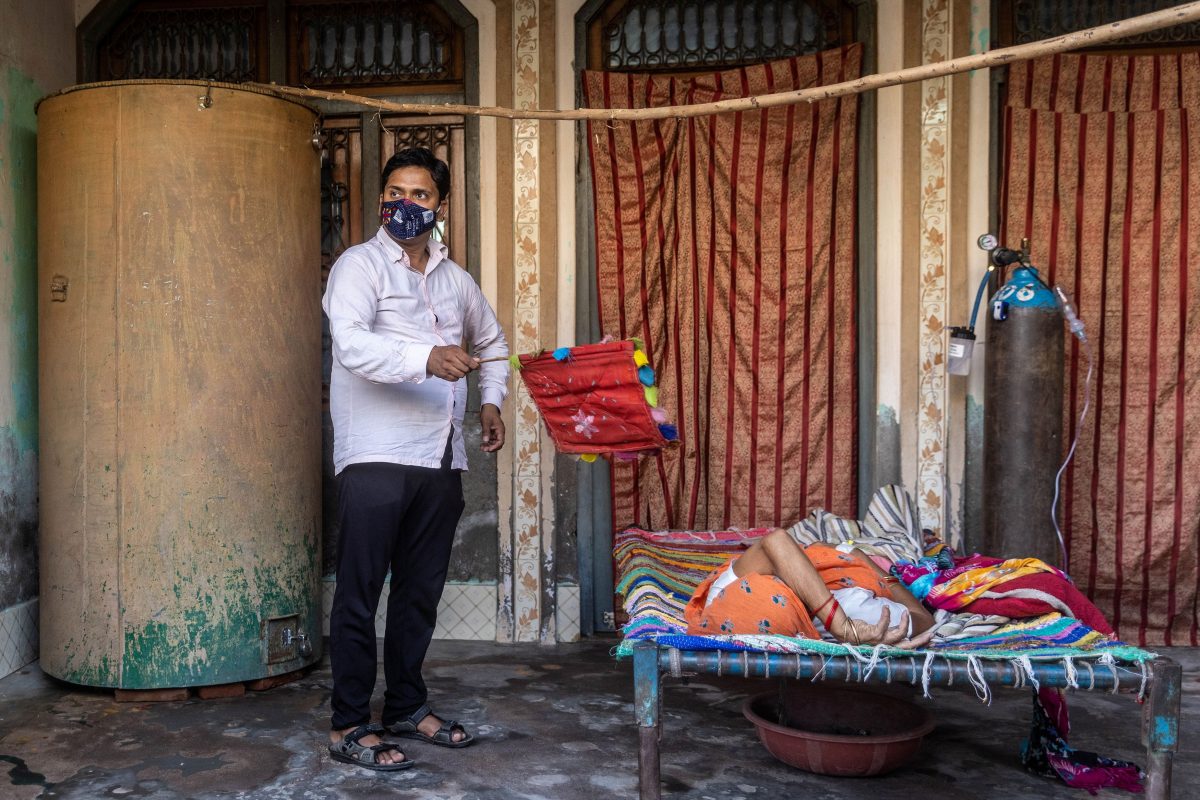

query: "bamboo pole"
xmin=251 ymin=2 xmax=1200 ymax=122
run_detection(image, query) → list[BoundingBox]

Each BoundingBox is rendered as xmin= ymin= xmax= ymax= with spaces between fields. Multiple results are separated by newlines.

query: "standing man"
xmin=323 ymin=147 xmax=508 ymax=771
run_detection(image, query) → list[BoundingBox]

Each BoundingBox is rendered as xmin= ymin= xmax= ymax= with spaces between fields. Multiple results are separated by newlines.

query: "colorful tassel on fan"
xmin=509 ymin=338 xmax=673 ymax=460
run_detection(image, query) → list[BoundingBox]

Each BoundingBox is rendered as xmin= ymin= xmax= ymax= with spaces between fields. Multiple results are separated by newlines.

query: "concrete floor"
xmin=0 ymin=640 xmax=1195 ymax=800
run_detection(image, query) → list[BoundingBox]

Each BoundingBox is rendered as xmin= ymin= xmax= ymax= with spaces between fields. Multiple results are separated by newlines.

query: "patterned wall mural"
xmin=501 ymin=0 xmax=549 ymax=643
xmin=917 ymin=0 xmax=952 ymax=542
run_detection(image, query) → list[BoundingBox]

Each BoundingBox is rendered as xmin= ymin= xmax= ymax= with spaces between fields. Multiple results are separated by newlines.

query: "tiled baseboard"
xmin=322 ymin=580 xmax=498 ymax=641
xmin=320 ymin=580 xmax=583 ymax=642
xmin=0 ymin=580 xmax=576 ymax=676
xmin=0 ymin=598 xmax=38 ymax=679
xmin=433 ymin=583 xmax=498 ymax=640
xmin=557 ymin=584 xmax=580 ymax=642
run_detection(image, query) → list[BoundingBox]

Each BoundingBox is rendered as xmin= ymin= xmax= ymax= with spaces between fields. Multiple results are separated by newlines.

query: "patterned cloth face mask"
xmin=380 ymin=198 xmax=438 ymax=240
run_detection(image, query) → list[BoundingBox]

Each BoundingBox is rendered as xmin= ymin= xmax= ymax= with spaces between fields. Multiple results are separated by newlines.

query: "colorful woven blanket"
xmin=614 ymin=526 xmax=768 ymax=635
xmin=1023 ymin=687 xmax=1145 ymax=793
xmin=617 ymin=613 xmax=1153 ymax=664
xmin=614 ymin=526 xmax=1156 ymax=676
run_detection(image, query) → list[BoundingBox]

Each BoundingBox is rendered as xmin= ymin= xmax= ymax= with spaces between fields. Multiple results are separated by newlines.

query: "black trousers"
xmin=328 ymin=443 xmax=464 ymax=730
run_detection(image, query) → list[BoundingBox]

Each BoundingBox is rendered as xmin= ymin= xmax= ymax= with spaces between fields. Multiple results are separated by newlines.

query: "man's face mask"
xmin=381 ymin=198 xmax=437 ymax=240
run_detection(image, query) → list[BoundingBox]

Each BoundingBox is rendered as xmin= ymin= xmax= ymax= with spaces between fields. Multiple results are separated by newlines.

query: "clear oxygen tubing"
xmin=1051 ymin=285 xmax=1094 ymax=570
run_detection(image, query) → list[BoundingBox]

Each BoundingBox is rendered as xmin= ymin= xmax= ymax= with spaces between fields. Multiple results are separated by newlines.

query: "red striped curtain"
xmin=1001 ymin=53 xmax=1200 ymax=645
xmin=582 ymin=45 xmax=861 ymax=533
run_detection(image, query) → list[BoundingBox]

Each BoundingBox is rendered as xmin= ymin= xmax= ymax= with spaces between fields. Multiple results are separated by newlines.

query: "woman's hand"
xmin=836 ymin=607 xmax=935 ymax=650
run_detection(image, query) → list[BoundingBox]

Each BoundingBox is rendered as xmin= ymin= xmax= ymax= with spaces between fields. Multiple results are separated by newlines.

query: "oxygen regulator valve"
xmin=948 ymin=233 xmax=1088 ymax=375
xmin=945 ymin=233 xmax=1022 ymax=376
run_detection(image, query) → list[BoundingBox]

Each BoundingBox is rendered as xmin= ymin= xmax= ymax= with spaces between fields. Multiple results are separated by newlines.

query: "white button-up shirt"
xmin=322 ymin=228 xmax=509 ymax=473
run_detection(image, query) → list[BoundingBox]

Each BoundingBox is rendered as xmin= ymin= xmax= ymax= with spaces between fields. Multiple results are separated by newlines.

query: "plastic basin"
xmin=742 ymin=684 xmax=935 ymax=776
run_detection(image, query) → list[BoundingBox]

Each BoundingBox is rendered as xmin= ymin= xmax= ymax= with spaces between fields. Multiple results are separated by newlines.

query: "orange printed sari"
xmin=683 ymin=544 xmax=888 ymax=639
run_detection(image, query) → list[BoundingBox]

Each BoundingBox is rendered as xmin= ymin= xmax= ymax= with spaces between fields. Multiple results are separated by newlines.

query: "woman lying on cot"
xmin=684 ymin=529 xmax=935 ymax=649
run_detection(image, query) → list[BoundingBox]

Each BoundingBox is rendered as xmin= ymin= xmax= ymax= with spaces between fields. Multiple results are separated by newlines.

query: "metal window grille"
xmin=97 ymin=3 xmax=267 ymax=82
xmin=318 ymin=118 xmax=363 ymax=281
xmin=385 ymin=121 xmax=456 ymax=153
xmin=1000 ymin=0 xmax=1200 ymax=48
xmin=289 ymin=1 xmax=465 ymax=88
xmin=588 ymin=0 xmax=855 ymax=72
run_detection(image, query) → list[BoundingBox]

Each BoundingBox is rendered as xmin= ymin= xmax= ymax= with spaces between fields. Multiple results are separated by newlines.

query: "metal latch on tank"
xmin=282 ymin=627 xmax=313 ymax=658
xmin=266 ymin=614 xmax=311 ymax=663
xmin=50 ymin=275 xmax=69 ymax=302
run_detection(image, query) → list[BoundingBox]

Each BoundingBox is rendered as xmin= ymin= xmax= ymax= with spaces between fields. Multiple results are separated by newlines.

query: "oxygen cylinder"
xmin=982 ymin=265 xmax=1063 ymax=565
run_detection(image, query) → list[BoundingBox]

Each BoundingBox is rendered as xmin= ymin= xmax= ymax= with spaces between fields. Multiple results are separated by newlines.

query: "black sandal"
xmin=386 ymin=703 xmax=474 ymax=748
xmin=329 ymin=724 xmax=414 ymax=771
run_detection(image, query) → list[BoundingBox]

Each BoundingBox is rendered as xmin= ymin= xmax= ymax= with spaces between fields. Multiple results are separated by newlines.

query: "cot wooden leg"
xmin=1142 ymin=658 xmax=1182 ymax=800
xmin=633 ymin=640 xmax=662 ymax=800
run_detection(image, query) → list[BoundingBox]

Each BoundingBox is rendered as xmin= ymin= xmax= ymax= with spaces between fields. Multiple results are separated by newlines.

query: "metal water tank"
xmin=37 ymin=81 xmax=322 ymax=689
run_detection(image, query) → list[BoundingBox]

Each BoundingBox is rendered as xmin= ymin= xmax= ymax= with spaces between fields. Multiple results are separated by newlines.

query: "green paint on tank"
xmin=57 ymin=646 xmax=116 ymax=686
xmin=4 ymin=68 xmax=40 ymax=453
xmin=967 ymin=395 xmax=984 ymax=431
xmin=120 ymin=546 xmax=321 ymax=689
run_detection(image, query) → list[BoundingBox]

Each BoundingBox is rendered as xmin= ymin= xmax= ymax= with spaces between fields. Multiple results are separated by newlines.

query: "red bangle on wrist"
xmin=822 ymin=598 xmax=841 ymax=632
